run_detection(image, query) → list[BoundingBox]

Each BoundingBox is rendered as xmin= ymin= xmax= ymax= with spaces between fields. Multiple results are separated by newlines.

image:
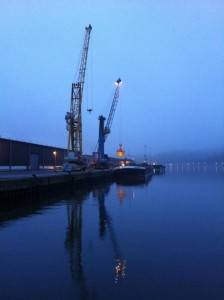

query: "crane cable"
xmin=86 ymin=36 xmax=93 ymax=113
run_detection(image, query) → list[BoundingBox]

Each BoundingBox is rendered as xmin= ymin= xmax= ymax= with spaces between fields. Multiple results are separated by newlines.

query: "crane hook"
xmin=87 ymin=108 xmax=93 ymax=114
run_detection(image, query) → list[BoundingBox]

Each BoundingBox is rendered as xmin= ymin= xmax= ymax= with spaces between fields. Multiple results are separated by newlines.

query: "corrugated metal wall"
xmin=0 ymin=138 xmax=67 ymax=170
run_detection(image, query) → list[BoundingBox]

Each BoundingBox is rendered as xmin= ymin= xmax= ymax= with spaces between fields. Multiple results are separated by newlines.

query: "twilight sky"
xmin=1 ymin=0 xmax=223 ymax=159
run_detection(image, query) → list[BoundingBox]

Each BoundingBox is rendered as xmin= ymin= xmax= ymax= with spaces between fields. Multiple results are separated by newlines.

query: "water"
xmin=0 ymin=166 xmax=224 ymax=300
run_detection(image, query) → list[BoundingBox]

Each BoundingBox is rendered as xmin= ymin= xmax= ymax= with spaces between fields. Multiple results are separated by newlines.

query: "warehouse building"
xmin=0 ymin=138 xmax=67 ymax=171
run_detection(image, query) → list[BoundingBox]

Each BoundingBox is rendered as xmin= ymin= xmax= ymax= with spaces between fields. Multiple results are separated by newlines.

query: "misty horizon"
xmin=1 ymin=1 xmax=223 ymax=158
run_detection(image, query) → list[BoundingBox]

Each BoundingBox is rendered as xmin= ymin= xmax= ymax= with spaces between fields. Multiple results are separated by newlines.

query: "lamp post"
xmin=53 ymin=151 xmax=57 ymax=171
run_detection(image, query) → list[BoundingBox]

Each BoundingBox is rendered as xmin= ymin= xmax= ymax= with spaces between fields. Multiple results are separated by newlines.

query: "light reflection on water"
xmin=0 ymin=166 xmax=224 ymax=300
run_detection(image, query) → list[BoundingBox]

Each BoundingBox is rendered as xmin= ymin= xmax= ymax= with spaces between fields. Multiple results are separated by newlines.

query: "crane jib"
xmin=96 ymin=78 xmax=122 ymax=164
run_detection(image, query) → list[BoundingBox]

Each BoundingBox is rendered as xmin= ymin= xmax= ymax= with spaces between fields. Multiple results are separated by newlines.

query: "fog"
xmin=1 ymin=0 xmax=223 ymax=160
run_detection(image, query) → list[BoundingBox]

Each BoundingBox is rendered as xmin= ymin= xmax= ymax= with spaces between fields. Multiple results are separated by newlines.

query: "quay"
xmin=0 ymin=169 xmax=115 ymax=200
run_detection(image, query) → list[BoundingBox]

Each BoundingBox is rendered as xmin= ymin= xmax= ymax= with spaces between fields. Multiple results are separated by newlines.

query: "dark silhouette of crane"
xmin=95 ymin=185 xmax=126 ymax=283
xmin=64 ymin=189 xmax=91 ymax=299
xmin=64 ymin=184 xmax=126 ymax=297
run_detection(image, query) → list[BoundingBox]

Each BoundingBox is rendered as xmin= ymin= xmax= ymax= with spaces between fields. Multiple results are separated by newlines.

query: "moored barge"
xmin=115 ymin=165 xmax=153 ymax=182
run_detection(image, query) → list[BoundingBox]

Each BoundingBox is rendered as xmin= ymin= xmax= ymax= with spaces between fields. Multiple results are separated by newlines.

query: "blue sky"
xmin=1 ymin=0 xmax=223 ymax=160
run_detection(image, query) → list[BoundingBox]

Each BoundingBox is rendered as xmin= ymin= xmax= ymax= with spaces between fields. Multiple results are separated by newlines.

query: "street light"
xmin=53 ymin=151 xmax=57 ymax=171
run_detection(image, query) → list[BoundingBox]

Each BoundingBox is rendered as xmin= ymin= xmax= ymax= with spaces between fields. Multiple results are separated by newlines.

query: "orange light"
xmin=116 ymin=144 xmax=125 ymax=157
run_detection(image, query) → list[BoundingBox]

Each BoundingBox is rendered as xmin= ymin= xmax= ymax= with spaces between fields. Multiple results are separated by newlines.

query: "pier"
xmin=0 ymin=138 xmax=166 ymax=202
xmin=0 ymin=169 xmax=115 ymax=201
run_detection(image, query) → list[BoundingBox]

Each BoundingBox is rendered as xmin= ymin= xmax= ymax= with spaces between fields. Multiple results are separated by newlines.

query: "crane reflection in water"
xmin=93 ymin=184 xmax=127 ymax=284
xmin=64 ymin=183 xmax=127 ymax=299
xmin=64 ymin=189 xmax=90 ymax=299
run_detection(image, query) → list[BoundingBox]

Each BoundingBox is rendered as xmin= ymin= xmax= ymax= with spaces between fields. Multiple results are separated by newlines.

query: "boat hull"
xmin=115 ymin=166 xmax=153 ymax=183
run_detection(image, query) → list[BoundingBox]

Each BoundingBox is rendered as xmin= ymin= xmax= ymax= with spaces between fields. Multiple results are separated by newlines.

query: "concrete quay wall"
xmin=0 ymin=170 xmax=115 ymax=199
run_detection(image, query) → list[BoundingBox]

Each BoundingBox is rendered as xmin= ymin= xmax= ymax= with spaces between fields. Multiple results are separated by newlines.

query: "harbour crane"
xmin=64 ymin=24 xmax=92 ymax=171
xmin=93 ymin=78 xmax=122 ymax=167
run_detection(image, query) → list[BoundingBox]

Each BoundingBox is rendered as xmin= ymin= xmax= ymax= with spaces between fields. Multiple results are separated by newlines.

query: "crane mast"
xmin=65 ymin=24 xmax=92 ymax=158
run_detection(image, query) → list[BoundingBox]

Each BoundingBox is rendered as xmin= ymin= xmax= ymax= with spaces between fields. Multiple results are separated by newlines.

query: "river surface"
xmin=0 ymin=166 xmax=224 ymax=300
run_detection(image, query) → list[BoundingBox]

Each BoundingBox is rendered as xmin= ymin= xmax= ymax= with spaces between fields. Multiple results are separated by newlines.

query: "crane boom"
xmin=104 ymin=78 xmax=122 ymax=141
xmin=65 ymin=24 xmax=92 ymax=158
xmin=94 ymin=78 xmax=122 ymax=164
